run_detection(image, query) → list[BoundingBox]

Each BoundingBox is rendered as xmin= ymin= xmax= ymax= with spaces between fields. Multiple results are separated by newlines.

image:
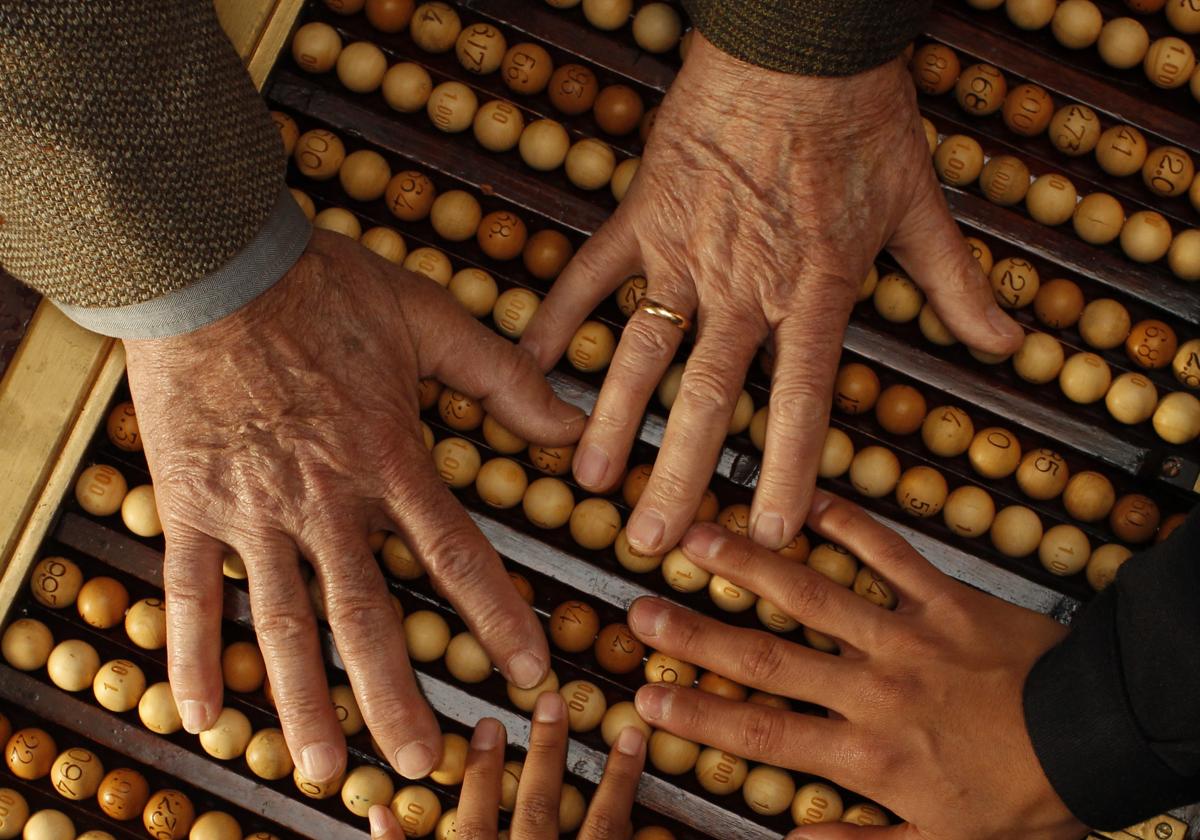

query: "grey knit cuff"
xmin=55 ymin=186 xmax=312 ymax=339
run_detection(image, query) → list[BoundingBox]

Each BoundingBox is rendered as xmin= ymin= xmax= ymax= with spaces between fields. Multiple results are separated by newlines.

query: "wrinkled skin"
xmin=522 ymin=35 xmax=1024 ymax=558
xmin=125 ymin=230 xmax=585 ymax=784
xmin=625 ymin=491 xmax=1085 ymax=840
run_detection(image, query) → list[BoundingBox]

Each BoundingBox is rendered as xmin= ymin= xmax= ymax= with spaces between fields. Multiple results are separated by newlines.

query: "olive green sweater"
xmin=0 ymin=1 xmax=926 ymax=337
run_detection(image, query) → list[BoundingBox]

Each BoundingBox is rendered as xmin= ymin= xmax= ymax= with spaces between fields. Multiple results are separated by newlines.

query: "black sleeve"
xmin=1023 ymin=506 xmax=1200 ymax=830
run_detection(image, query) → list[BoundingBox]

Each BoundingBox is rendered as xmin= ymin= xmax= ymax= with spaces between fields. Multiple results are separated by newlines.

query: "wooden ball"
xmin=1039 ymin=524 xmax=1091 ymax=577
xmin=1013 ymin=332 xmax=1065 ymax=384
xmin=431 ymin=436 xmax=482 ymax=489
xmin=1002 ymin=83 xmax=1053 ymax=136
xmin=334 ymin=151 xmax=390 ymax=203
xmin=410 ymin=2 xmax=461 ymax=52
xmin=1052 ymin=0 xmax=1104 ymax=48
xmin=633 ymin=3 xmax=682 ymax=52
xmin=549 ymin=600 xmax=600 ymax=653
xmin=832 ymin=363 xmax=880 ymax=414
xmin=560 ymin=680 xmax=606 ymax=732
xmin=921 ymin=405 xmax=974 ymax=457
xmin=792 ymin=782 xmax=844 ymax=825
xmin=429 ymin=190 xmax=482 ymax=243
xmin=807 ymin=543 xmax=858 ymax=588
xmin=475 ymin=458 xmax=529 ymax=509
xmin=336 ymin=42 xmax=387 ymax=93
xmin=523 ymin=229 xmax=573 ymax=280
xmin=292 ymin=22 xmax=342 ymax=73
xmin=1145 ymin=36 xmax=1195 ymax=88
xmin=499 ymin=761 xmax=523 ymax=812
xmin=493 ymin=287 xmax=540 ymax=338
xmin=1059 ymin=352 xmax=1112 ymax=403
xmin=50 ymin=748 xmax=104 ymax=800
xmin=29 ymin=556 xmax=82 ymax=610
xmin=741 ymin=765 xmax=795 ymax=816
xmin=1033 ymin=278 xmax=1084 ymax=329
xmin=853 ymin=566 xmax=898 ymax=609
xmin=979 ymin=155 xmax=1030 ymax=206
xmin=523 ymin=477 xmax=575 ymax=528
xmin=20 ymin=810 xmax=74 ymax=840
xmin=1154 ymin=391 xmax=1200 ymax=443
xmin=189 ymin=811 xmax=242 ymax=840
xmin=695 ymin=749 xmax=748 ymax=796
xmin=1095 ymin=125 xmax=1147 ymax=176
xmin=480 ymin=416 xmax=526 ymax=455
xmin=844 ymin=804 xmax=890 ymax=826
xmin=124 ymin=597 xmax=166 ymax=650
xmin=990 ymin=505 xmax=1044 ymax=558
xmin=478 ymin=211 xmax=528 ymax=260
xmin=583 ymin=0 xmax=633 ymax=29
xmin=1126 ymin=319 xmax=1177 ymax=369
xmin=873 ymin=273 xmax=924 ymax=322
xmin=76 ymin=464 xmax=127 ymax=516
xmin=932 ymin=135 xmax=983 ymax=186
xmin=385 ymin=170 xmax=435 ymax=221
xmin=438 ymin=389 xmax=483 ymax=431
xmin=46 ymin=639 xmax=100 ymax=692
xmin=245 ymin=729 xmax=293 ymax=781
xmin=848 ymin=446 xmax=901 ymax=498
xmin=910 ymin=43 xmax=960 ymax=94
xmin=955 ymin=63 xmax=1007 ymax=115
xmin=965 ymin=236 xmax=994 ymax=275
xmin=6 ymin=729 xmax=56 ymax=781
xmin=502 ymin=43 xmax=553 ymax=94
xmin=600 ymin=702 xmax=651 ymax=747
xmin=1063 ymin=471 xmax=1116 ymax=523
xmin=657 ymin=363 xmax=684 ymax=409
xmin=342 ymin=766 xmax=395 ymax=818
xmin=614 ymin=528 xmax=662 ymax=573
xmin=1015 ymin=448 xmax=1070 ymax=500
xmin=590 ymin=623 xmax=642 ymax=674
xmin=330 ymin=684 xmax=365 ymax=736
xmin=942 ymin=485 xmax=996 ymax=538
xmin=427 ymin=81 xmax=478 ymax=133
xmin=661 ymin=547 xmax=712 ymax=593
xmin=98 ymin=767 xmax=150 ymax=820
xmin=1048 ymin=104 xmax=1101 ymax=156
xmin=290 ymin=188 xmax=315 ymax=221
xmin=1 ymin=618 xmax=52 ymax=672
xmin=221 ymin=641 xmax=266 ymax=693
xmin=143 ymin=790 xmax=194 ymax=840
xmin=968 ymin=427 xmax=1022 ymax=479
xmin=138 ymin=682 xmax=183 ymax=734
xmin=1071 ymin=192 xmax=1125 ymax=245
xmin=569 ymin=497 xmax=621 ymax=549
xmin=922 ymin=117 xmax=939 ymax=154
xmin=313 ymin=207 xmax=362 ymax=241
xmin=548 ymin=64 xmax=598 ymax=115
xmin=1121 ymin=211 xmax=1174 ymax=263
xmin=473 ymin=99 xmax=525 ymax=152
xmin=567 ymin=320 xmax=616 ymax=371
xmin=1079 ymin=299 xmax=1131 ymax=350
xmin=895 ymin=465 xmax=948 ymax=518
xmin=445 ymin=632 xmax=492 ymax=683
xmin=1087 ymin=543 xmax=1133 ymax=592
xmin=1025 ymin=174 xmax=1077 ymax=226
xmin=918 ymin=303 xmax=956 ymax=346
xmin=1142 ymin=146 xmax=1194 ymax=198
xmin=645 ymin=651 xmax=696 ymax=686
xmin=874 ymin=384 xmax=926 ymax=435
xmin=507 ymin=671 xmax=559 ymax=712
xmin=431 ymin=733 xmax=469 ymax=786
xmin=1173 ymin=338 xmax=1200 ymax=388
xmin=382 ymin=63 xmax=433 ymax=113
xmin=455 ymin=22 xmax=506 ymax=74
xmin=102 ymin=402 xmax=142 ymax=453
xmin=361 ymin=0 xmax=412 ymax=29
xmin=565 ymin=138 xmax=616 ymax=190
xmin=404 ymin=610 xmax=451 ymax=662
xmin=294 ymin=129 xmax=345 ymax=180
xmin=649 ymin=731 xmax=700 ymax=775
xmin=361 ymin=227 xmax=407 ymax=263
xmin=1098 ymin=17 xmax=1150 ymax=68
xmin=1168 ymin=228 xmax=1200 ymax=281
xmin=1007 ymin=0 xmax=1055 ymax=28
xmin=528 ymin=444 xmax=575 ymax=476
xmin=199 ymin=708 xmax=252 ymax=761
xmin=709 ymin=574 xmax=757 ymax=613
xmin=1106 ymin=372 xmax=1159 ymax=424
xmin=718 ymin=504 xmax=751 ymax=537
xmin=0 ymin=788 xmax=27 ymax=839
xmin=611 ymin=156 xmax=640 ymax=201
xmin=77 ymin=577 xmax=129 ymax=630
xmin=294 ymin=767 xmax=345 ymax=800
xmin=594 ymin=85 xmax=644 ymax=135
xmin=381 ymin=535 xmax=423 ymax=580
xmin=622 ymin=464 xmax=653 ymax=506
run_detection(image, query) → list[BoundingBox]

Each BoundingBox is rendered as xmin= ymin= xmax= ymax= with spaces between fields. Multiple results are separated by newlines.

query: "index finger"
xmin=577 ymin=727 xmax=646 ymax=840
xmin=750 ymin=298 xmax=854 ymax=551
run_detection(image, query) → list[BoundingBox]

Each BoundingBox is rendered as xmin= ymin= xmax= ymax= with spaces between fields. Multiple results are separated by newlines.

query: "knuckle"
xmin=767 ymin=383 xmax=829 ymax=435
xmin=621 ymin=319 xmax=676 ymax=363
xmin=579 ymin=811 xmax=626 ymax=840
xmin=514 ymin=791 xmax=559 ymax=831
xmin=453 ymin=818 xmax=495 ymax=840
xmin=739 ymin=708 xmax=785 ymax=757
xmin=679 ymin=367 xmax=736 ymax=416
xmin=253 ymin=605 xmax=317 ymax=650
xmin=422 ymin=527 xmax=494 ymax=582
xmin=780 ymin=572 xmax=830 ymax=619
xmin=739 ymin=634 xmax=787 ymax=684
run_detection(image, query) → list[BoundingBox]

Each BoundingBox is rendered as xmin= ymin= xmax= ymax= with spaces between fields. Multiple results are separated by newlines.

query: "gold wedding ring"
xmin=636 ymin=298 xmax=692 ymax=332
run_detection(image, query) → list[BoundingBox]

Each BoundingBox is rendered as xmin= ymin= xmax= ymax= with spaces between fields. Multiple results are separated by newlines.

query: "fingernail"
xmin=506 ymin=650 xmax=547 ymax=690
xmin=987 ymin=305 xmax=1022 ymax=341
xmin=472 ymin=718 xmax=503 ymax=751
xmin=635 ymin=684 xmax=673 ymax=722
xmin=300 ymin=743 xmax=341 ymax=783
xmin=628 ymin=597 xmax=668 ymax=639
xmin=627 ymin=509 xmax=665 ymax=552
xmin=682 ymin=523 xmax=723 ymax=559
xmin=368 ymin=805 xmax=389 ymax=838
xmin=574 ymin=445 xmax=609 ymax=488
xmin=615 ymin=726 xmax=645 ymax=757
xmin=394 ymin=741 xmax=437 ymax=779
xmin=534 ymin=690 xmax=565 ymax=723
xmin=751 ymin=512 xmax=785 ymax=549
xmin=179 ymin=700 xmax=209 ymax=735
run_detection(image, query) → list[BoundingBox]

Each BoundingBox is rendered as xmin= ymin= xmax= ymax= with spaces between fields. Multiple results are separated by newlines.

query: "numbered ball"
xmin=910 ymin=43 xmax=960 ymax=94
xmin=382 ymin=63 xmax=433 ymax=113
xmin=1106 ymin=372 xmax=1159 ymax=424
xmin=1039 ymin=524 xmax=1091 ymax=577
xmin=97 ymin=767 xmax=150 ymax=820
xmin=990 ymin=257 xmax=1040 ymax=309
xmin=833 ymin=363 xmax=880 ymax=415
xmin=569 ymin=498 xmax=622 ymax=549
xmin=979 ymin=155 xmax=1030 ymax=206
xmin=955 ymin=63 xmax=1006 ymax=115
xmin=493 ymin=288 xmax=540 ymax=339
xmin=29 ymin=556 xmax=83 ymax=610
xmin=342 ymin=766 xmax=395 ymax=818
xmin=896 ymin=466 xmax=948 ymax=518
xmin=5 ymin=728 xmax=56 ymax=780
xmin=1025 ymin=174 xmax=1077 ymax=227
xmin=427 ymin=81 xmax=478 ymax=133
xmin=245 ymin=729 xmax=294 ymax=781
xmin=1 ymin=619 xmax=51 ymax=671
xmin=125 ymin=597 xmax=167 ymax=650
xmin=46 ymin=639 xmax=100 ymax=692
xmin=933 ymin=135 xmax=983 ymax=186
xmin=77 ymin=577 xmax=129 ymax=630
xmin=792 ymin=782 xmax=844 ymax=825
xmin=292 ymin=22 xmax=342 ymax=73
xmin=1059 ymin=352 xmax=1112 ymax=404
xmin=294 ymin=129 xmax=345 ymax=180
xmin=50 ymin=748 xmax=104 ymax=800
xmin=921 ymin=405 xmax=974 ymax=457
xmin=548 ymin=64 xmax=598 ymax=114
xmin=968 ymin=427 xmax=1022 ymax=479
xmin=502 ymin=43 xmax=553 ymax=94
xmin=1142 ymin=146 xmax=1194 ymax=198
xmin=549 ymin=601 xmax=600 ymax=653
xmin=1098 ymin=17 xmax=1150 ymax=68
xmin=1110 ymin=494 xmax=1160 ymax=543
xmin=138 ymin=682 xmax=183 ymax=734
xmin=1125 ymin=319 xmax=1177 ymax=369
xmin=143 ymin=790 xmax=194 ymax=840
xmin=943 ymin=485 xmax=996 ymax=538
xmin=567 ymin=320 xmax=616 ymax=371
xmin=75 ymin=464 xmax=127 ymax=516
xmin=1095 ymin=125 xmax=1147 ymax=177
xmin=559 ymin=680 xmax=607 ymax=732
xmin=1048 ymin=105 xmax=1101 ymax=156
xmin=990 ymin=505 xmax=1044 ymax=558
xmin=478 ymin=211 xmax=528 ymax=260
xmin=594 ymin=85 xmax=645 ymax=135
xmin=93 ymin=659 xmax=146 ymax=712
xmin=410 ymin=2 xmax=461 ymax=52
xmin=1015 ymin=448 xmax=1069 ymax=500
xmin=1144 ymin=36 xmax=1195 ymax=88
xmin=848 ymin=446 xmax=901 ymax=498
xmin=1002 ymin=83 xmax=1053 ymax=136
xmin=873 ymin=273 xmax=923 ymax=322
xmin=455 ymin=22 xmax=507 ymax=74
xmin=1073 ymin=191 xmax=1126 ymax=246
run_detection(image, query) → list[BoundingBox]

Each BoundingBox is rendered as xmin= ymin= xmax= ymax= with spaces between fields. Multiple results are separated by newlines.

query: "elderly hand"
xmin=124 ymin=229 xmax=584 ymax=784
xmin=367 ymin=693 xmax=647 ymax=839
xmin=521 ymin=34 xmax=1023 ymax=556
xmin=623 ymin=492 xmax=1084 ymax=840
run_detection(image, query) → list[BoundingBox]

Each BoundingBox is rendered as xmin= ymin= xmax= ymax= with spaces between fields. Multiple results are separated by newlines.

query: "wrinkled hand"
xmin=368 ymin=693 xmax=647 ymax=839
xmin=623 ymin=492 xmax=1084 ymax=840
xmin=124 ymin=229 xmax=584 ymax=784
xmin=521 ymin=35 xmax=1023 ymax=555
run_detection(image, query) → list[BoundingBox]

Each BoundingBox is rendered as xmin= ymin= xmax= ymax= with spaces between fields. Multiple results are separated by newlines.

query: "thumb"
xmin=888 ymin=172 xmax=1024 ymax=356
xmin=788 ymin=823 xmax=914 ymax=840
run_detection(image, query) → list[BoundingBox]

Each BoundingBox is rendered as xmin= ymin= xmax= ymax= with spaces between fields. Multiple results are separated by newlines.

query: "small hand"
xmin=624 ymin=492 xmax=1084 ymax=840
xmin=125 ymin=230 xmax=584 ymax=784
xmin=367 ymin=693 xmax=647 ymax=839
xmin=521 ymin=35 xmax=1023 ymax=556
